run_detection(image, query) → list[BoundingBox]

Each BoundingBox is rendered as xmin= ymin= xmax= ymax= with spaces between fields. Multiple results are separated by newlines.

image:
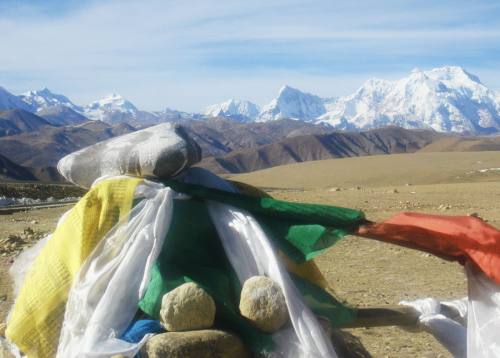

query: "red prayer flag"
xmin=356 ymin=212 xmax=500 ymax=284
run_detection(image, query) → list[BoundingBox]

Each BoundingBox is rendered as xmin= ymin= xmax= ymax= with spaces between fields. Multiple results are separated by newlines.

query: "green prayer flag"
xmin=139 ymin=180 xmax=363 ymax=354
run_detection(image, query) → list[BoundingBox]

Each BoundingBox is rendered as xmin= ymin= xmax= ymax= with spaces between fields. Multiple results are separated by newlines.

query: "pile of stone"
xmin=140 ymin=276 xmax=288 ymax=358
xmin=0 ymin=227 xmax=47 ymax=256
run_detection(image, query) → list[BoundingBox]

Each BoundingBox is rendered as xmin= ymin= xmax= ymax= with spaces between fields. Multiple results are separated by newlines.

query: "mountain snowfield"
xmin=318 ymin=67 xmax=500 ymax=134
xmin=257 ymin=85 xmax=332 ymax=122
xmin=204 ymin=99 xmax=260 ymax=121
xmin=0 ymin=66 xmax=499 ymax=134
xmin=83 ymin=93 xmax=139 ymax=122
xmin=20 ymin=88 xmax=82 ymax=113
xmin=209 ymin=66 xmax=500 ymax=133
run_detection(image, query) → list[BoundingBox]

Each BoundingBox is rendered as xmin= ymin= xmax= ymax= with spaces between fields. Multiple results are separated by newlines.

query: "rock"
xmin=329 ymin=187 xmax=341 ymax=192
xmin=140 ymin=330 xmax=250 ymax=358
xmin=438 ymin=204 xmax=451 ymax=211
xmin=239 ymin=276 xmax=288 ymax=333
xmin=331 ymin=329 xmax=372 ymax=358
xmin=160 ymin=282 xmax=215 ymax=332
xmin=316 ymin=316 xmax=333 ymax=338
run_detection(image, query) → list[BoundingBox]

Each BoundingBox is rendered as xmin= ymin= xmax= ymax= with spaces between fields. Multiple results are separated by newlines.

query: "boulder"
xmin=140 ymin=330 xmax=250 ymax=358
xmin=239 ymin=276 xmax=288 ymax=333
xmin=160 ymin=282 xmax=215 ymax=331
xmin=57 ymin=123 xmax=201 ymax=188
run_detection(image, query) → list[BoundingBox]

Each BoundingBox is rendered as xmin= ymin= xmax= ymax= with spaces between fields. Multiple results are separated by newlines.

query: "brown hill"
xmin=37 ymin=106 xmax=88 ymax=126
xmin=182 ymin=117 xmax=332 ymax=157
xmin=0 ymin=120 xmax=135 ymax=168
xmin=0 ymin=109 xmax=52 ymax=137
xmin=28 ymin=166 xmax=66 ymax=182
xmin=418 ymin=135 xmax=500 ymax=152
xmin=0 ymin=154 xmax=37 ymax=181
xmin=198 ymin=127 xmax=442 ymax=174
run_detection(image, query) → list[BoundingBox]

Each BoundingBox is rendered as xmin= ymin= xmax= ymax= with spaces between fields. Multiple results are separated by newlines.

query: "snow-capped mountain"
xmin=204 ymin=99 xmax=260 ymax=121
xmin=1 ymin=65 xmax=500 ymax=134
xmin=318 ymin=66 xmax=500 ymax=134
xmin=257 ymin=85 xmax=327 ymax=122
xmin=20 ymin=88 xmax=82 ymax=112
xmin=155 ymin=108 xmax=204 ymax=122
xmin=0 ymin=87 xmax=33 ymax=112
xmin=82 ymin=93 xmax=159 ymax=127
xmin=84 ymin=93 xmax=139 ymax=121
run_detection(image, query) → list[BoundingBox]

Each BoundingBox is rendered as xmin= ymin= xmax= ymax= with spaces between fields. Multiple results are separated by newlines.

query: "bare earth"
xmin=1 ymin=152 xmax=499 ymax=357
xmin=233 ymin=152 xmax=500 ymax=358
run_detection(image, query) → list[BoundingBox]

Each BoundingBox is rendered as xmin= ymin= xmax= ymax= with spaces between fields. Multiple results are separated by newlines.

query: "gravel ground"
xmin=0 ymin=169 xmax=498 ymax=357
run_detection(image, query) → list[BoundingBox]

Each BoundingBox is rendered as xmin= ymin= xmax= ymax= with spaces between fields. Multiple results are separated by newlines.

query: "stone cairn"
xmin=140 ymin=276 xmax=288 ymax=358
xmin=140 ymin=277 xmax=370 ymax=358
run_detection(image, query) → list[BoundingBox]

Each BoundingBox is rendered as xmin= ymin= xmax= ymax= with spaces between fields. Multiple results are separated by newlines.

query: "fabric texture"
xmin=56 ymin=181 xmax=173 ymax=357
xmin=163 ymin=179 xmax=365 ymax=263
xmin=400 ymin=298 xmax=467 ymax=358
xmin=466 ymin=262 xmax=500 ymax=358
xmin=6 ymin=177 xmax=141 ymax=358
xmin=121 ymin=319 xmax=165 ymax=344
xmin=139 ymin=169 xmax=358 ymax=356
xmin=356 ymin=212 xmax=500 ymax=284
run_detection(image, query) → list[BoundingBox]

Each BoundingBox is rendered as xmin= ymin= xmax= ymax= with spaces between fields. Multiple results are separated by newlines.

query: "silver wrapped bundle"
xmin=57 ymin=123 xmax=201 ymax=188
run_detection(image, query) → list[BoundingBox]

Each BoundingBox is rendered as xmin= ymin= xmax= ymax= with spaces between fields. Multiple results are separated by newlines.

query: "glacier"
xmin=20 ymin=88 xmax=83 ymax=113
xmin=257 ymin=85 xmax=328 ymax=122
xmin=204 ymin=98 xmax=260 ymax=121
xmin=317 ymin=66 xmax=500 ymax=134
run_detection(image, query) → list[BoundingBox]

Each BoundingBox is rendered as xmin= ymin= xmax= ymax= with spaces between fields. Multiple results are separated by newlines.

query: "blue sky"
xmin=1 ymin=0 xmax=500 ymax=111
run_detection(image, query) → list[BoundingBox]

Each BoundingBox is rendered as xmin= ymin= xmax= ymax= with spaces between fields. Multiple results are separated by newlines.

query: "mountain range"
xmin=0 ymin=65 xmax=499 ymax=182
xmin=1 ymin=66 xmax=499 ymax=135
xmin=197 ymin=126 xmax=443 ymax=174
xmin=0 ymin=109 xmax=499 ymax=182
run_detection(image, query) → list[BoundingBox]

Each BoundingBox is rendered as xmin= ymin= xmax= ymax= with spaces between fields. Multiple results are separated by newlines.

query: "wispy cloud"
xmin=1 ymin=0 xmax=500 ymax=111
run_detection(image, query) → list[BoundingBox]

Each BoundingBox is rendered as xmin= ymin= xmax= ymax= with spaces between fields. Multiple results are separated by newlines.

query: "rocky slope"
xmin=198 ymin=127 xmax=443 ymax=174
xmin=0 ymin=109 xmax=52 ymax=137
xmin=0 ymin=154 xmax=37 ymax=181
xmin=0 ymin=121 xmax=135 ymax=168
xmin=182 ymin=117 xmax=332 ymax=157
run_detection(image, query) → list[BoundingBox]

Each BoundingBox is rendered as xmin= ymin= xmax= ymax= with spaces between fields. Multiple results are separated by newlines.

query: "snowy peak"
xmin=204 ymin=99 xmax=260 ymax=121
xmin=421 ymin=66 xmax=481 ymax=85
xmin=83 ymin=93 xmax=143 ymax=124
xmin=0 ymin=87 xmax=33 ymax=111
xmin=318 ymin=66 xmax=500 ymax=134
xmin=20 ymin=88 xmax=81 ymax=112
xmin=86 ymin=93 xmax=138 ymax=113
xmin=258 ymin=85 xmax=326 ymax=122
